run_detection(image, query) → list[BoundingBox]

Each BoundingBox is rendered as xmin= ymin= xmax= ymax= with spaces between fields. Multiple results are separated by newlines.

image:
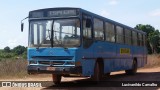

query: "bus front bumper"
xmin=27 ymin=65 xmax=82 ymax=75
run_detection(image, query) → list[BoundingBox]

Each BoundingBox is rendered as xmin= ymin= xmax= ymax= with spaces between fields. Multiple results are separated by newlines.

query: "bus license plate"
xmin=47 ymin=67 xmax=55 ymax=71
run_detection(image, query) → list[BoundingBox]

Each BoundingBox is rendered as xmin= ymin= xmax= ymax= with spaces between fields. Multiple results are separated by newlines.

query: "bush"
xmin=12 ymin=45 xmax=27 ymax=55
xmin=4 ymin=46 xmax=11 ymax=53
xmin=0 ymin=52 xmax=14 ymax=59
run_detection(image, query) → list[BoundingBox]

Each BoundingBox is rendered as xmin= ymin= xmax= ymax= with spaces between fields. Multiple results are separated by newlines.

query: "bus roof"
xmin=30 ymin=7 xmax=79 ymax=12
xmin=79 ymin=8 xmax=146 ymax=35
xmin=30 ymin=7 xmax=146 ymax=35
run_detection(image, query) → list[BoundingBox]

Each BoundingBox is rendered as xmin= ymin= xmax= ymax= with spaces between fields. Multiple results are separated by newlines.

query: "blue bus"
xmin=21 ymin=7 xmax=147 ymax=84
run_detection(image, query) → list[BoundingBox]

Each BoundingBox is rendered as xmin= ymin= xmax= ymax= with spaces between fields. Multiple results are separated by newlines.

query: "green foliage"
xmin=0 ymin=51 xmax=14 ymax=59
xmin=12 ymin=45 xmax=27 ymax=55
xmin=135 ymin=24 xmax=160 ymax=54
xmin=22 ymin=50 xmax=27 ymax=59
xmin=148 ymin=31 xmax=160 ymax=53
xmin=135 ymin=24 xmax=155 ymax=36
xmin=4 ymin=46 xmax=11 ymax=53
xmin=0 ymin=45 xmax=27 ymax=59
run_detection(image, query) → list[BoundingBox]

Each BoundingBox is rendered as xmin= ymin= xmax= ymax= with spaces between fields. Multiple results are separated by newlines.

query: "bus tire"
xmin=92 ymin=62 xmax=102 ymax=83
xmin=125 ymin=60 xmax=137 ymax=75
xmin=105 ymin=72 xmax=111 ymax=77
xmin=52 ymin=74 xmax=62 ymax=85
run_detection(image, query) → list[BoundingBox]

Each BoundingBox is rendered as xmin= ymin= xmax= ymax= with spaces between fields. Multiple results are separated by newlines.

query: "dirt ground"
xmin=0 ymin=67 xmax=160 ymax=90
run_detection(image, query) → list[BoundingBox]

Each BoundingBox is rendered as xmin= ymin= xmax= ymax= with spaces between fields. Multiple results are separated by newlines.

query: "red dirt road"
xmin=1 ymin=67 xmax=160 ymax=90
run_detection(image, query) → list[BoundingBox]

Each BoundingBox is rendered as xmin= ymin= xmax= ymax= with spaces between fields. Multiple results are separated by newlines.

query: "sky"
xmin=0 ymin=0 xmax=160 ymax=49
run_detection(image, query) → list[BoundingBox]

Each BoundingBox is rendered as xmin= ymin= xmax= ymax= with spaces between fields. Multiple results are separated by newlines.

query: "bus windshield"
xmin=29 ymin=19 xmax=80 ymax=48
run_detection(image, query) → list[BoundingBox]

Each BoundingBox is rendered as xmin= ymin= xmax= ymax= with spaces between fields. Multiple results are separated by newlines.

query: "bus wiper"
xmin=59 ymin=43 xmax=66 ymax=49
xmin=36 ymin=41 xmax=44 ymax=49
xmin=36 ymin=30 xmax=51 ymax=49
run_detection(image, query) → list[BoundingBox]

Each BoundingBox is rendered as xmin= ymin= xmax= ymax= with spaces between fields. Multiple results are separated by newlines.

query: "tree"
xmin=135 ymin=24 xmax=160 ymax=54
xmin=4 ymin=46 xmax=11 ymax=53
xmin=135 ymin=24 xmax=155 ymax=36
xmin=12 ymin=45 xmax=27 ymax=55
xmin=148 ymin=31 xmax=160 ymax=53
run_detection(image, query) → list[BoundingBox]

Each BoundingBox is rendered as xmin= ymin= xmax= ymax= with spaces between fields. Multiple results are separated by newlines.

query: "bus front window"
xmin=53 ymin=19 xmax=80 ymax=47
xmin=29 ymin=20 xmax=53 ymax=47
xmin=29 ymin=19 xmax=80 ymax=48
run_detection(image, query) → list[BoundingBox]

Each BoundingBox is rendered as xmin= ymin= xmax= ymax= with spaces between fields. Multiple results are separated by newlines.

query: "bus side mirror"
xmin=21 ymin=23 xmax=24 ymax=32
xmin=21 ymin=17 xmax=28 ymax=32
xmin=86 ymin=19 xmax=91 ymax=28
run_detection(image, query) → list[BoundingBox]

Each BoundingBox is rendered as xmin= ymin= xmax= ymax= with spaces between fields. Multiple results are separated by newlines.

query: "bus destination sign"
xmin=31 ymin=12 xmax=44 ymax=18
xmin=48 ymin=10 xmax=77 ymax=17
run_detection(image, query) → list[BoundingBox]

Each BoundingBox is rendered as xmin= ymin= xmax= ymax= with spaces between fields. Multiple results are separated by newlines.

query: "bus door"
xmin=81 ymin=14 xmax=94 ymax=75
xmin=92 ymin=18 xmax=105 ymax=59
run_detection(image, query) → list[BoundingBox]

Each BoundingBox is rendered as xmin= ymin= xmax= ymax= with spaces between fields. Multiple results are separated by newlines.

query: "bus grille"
xmin=39 ymin=61 xmax=65 ymax=65
xmin=32 ymin=56 xmax=73 ymax=60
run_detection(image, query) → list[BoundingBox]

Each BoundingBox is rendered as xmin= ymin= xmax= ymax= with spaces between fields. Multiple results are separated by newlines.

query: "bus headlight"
xmin=29 ymin=60 xmax=37 ymax=64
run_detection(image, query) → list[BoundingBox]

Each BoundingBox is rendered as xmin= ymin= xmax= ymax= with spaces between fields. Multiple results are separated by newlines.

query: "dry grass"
xmin=0 ymin=59 xmax=51 ymax=79
xmin=144 ymin=54 xmax=160 ymax=68
xmin=0 ymin=59 xmax=28 ymax=78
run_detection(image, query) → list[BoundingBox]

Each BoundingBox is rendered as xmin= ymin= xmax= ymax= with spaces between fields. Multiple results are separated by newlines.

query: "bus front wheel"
xmin=92 ymin=62 xmax=103 ymax=82
xmin=125 ymin=60 xmax=137 ymax=75
xmin=52 ymin=74 xmax=62 ymax=85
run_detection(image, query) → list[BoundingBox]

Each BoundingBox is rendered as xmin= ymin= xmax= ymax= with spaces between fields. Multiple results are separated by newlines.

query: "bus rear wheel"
xmin=125 ymin=60 xmax=137 ymax=75
xmin=104 ymin=72 xmax=110 ymax=77
xmin=92 ymin=62 xmax=103 ymax=83
xmin=52 ymin=74 xmax=62 ymax=85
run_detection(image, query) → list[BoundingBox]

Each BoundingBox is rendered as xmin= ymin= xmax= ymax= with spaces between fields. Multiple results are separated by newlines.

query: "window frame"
xmin=105 ymin=22 xmax=116 ymax=43
xmin=82 ymin=14 xmax=93 ymax=39
xmin=93 ymin=18 xmax=105 ymax=41
xmin=116 ymin=25 xmax=124 ymax=44
xmin=124 ymin=29 xmax=132 ymax=45
xmin=132 ymin=31 xmax=138 ymax=46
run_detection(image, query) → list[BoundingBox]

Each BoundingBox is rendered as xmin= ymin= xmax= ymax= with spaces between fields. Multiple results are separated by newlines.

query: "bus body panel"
xmin=26 ymin=7 xmax=147 ymax=77
xmin=115 ymin=44 xmax=133 ymax=71
xmin=27 ymin=47 xmax=83 ymax=74
xmin=77 ymin=46 xmax=95 ymax=76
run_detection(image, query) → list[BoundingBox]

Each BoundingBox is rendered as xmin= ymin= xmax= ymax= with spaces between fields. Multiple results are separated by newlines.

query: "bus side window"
xmin=132 ymin=31 xmax=138 ymax=46
xmin=83 ymin=15 xmax=92 ymax=39
xmin=94 ymin=18 xmax=104 ymax=40
xmin=138 ymin=33 xmax=143 ymax=46
xmin=125 ymin=29 xmax=132 ymax=45
xmin=143 ymin=35 xmax=146 ymax=46
xmin=116 ymin=26 xmax=124 ymax=44
xmin=82 ymin=14 xmax=93 ymax=48
xmin=105 ymin=22 xmax=115 ymax=42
